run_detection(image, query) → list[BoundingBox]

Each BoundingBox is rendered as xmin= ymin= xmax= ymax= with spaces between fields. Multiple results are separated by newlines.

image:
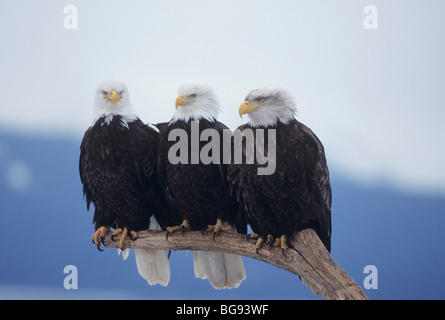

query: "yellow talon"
xmin=129 ymin=230 xmax=138 ymax=240
xmin=119 ymin=228 xmax=128 ymax=249
xmin=249 ymin=233 xmax=288 ymax=254
xmin=255 ymin=237 xmax=265 ymax=254
xmin=247 ymin=232 xmax=259 ymax=241
xmin=203 ymin=218 xmax=233 ymax=241
xmin=280 ymin=235 xmax=288 ymax=252
xmin=111 ymin=227 xmax=138 ymax=250
xmin=274 ymin=237 xmax=281 ymax=248
xmin=111 ymin=228 xmax=123 ymax=239
xmin=91 ymin=226 xmax=110 ymax=251
xmin=166 ymin=219 xmax=191 ymax=240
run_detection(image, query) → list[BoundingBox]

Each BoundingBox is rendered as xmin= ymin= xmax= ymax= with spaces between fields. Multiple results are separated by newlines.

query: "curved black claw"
xmin=181 ymin=225 xmax=185 ymax=236
xmin=167 ymin=250 xmax=172 ymax=259
xmin=91 ymin=226 xmax=110 ymax=252
xmin=111 ymin=235 xmax=116 ymax=241
xmin=166 ymin=221 xmax=189 ymax=241
xmin=267 ymin=235 xmax=274 ymax=249
xmin=254 ymin=236 xmax=264 ymax=255
xmin=282 ymin=248 xmax=286 ymax=256
xmin=93 ymin=239 xmax=104 ymax=251
xmin=201 ymin=225 xmax=219 ymax=241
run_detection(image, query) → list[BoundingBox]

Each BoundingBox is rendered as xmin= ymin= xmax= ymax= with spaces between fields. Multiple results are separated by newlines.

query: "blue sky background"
xmin=0 ymin=1 xmax=444 ymax=299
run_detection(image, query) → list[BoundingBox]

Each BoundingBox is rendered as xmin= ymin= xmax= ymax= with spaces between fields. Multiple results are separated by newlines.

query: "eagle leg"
xmin=111 ymin=228 xmax=123 ymax=241
xmin=247 ymin=233 xmax=274 ymax=253
xmin=128 ymin=230 xmax=138 ymax=241
xmin=111 ymin=227 xmax=138 ymax=250
xmin=166 ymin=219 xmax=191 ymax=240
xmin=202 ymin=218 xmax=233 ymax=241
xmin=267 ymin=234 xmax=274 ymax=250
xmin=91 ymin=226 xmax=111 ymax=251
xmin=246 ymin=232 xmax=259 ymax=241
xmin=118 ymin=228 xmax=128 ymax=250
xmin=274 ymin=235 xmax=288 ymax=255
xmin=273 ymin=237 xmax=281 ymax=248
xmin=255 ymin=236 xmax=265 ymax=254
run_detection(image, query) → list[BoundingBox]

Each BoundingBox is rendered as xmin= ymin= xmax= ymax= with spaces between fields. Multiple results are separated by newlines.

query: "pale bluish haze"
xmin=1 ymin=0 xmax=444 ymax=196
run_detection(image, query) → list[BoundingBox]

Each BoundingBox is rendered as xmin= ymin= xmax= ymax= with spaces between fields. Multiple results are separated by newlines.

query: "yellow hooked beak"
xmin=105 ymin=90 xmax=120 ymax=106
xmin=175 ymin=94 xmax=194 ymax=109
xmin=239 ymin=101 xmax=263 ymax=118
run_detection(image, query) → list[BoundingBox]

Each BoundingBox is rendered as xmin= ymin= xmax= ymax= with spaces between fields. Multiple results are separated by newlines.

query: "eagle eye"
xmin=190 ymin=93 xmax=197 ymax=98
xmin=102 ymin=90 xmax=108 ymax=95
xmin=256 ymin=97 xmax=265 ymax=103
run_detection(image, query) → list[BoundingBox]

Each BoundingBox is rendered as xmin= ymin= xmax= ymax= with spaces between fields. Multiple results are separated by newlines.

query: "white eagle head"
xmin=93 ymin=80 xmax=138 ymax=125
xmin=239 ymin=87 xmax=297 ymax=127
xmin=170 ymin=84 xmax=221 ymax=123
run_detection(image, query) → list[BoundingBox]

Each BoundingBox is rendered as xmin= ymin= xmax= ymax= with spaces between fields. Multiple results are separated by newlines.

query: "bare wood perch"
xmin=103 ymin=228 xmax=368 ymax=300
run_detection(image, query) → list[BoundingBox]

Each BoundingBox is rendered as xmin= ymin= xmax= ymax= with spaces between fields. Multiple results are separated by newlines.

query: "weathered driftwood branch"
xmin=103 ymin=228 xmax=368 ymax=300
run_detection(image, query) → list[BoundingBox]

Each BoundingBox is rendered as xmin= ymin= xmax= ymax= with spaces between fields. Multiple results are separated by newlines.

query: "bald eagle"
xmin=228 ymin=88 xmax=332 ymax=253
xmin=79 ymin=80 xmax=174 ymax=286
xmin=157 ymin=84 xmax=247 ymax=289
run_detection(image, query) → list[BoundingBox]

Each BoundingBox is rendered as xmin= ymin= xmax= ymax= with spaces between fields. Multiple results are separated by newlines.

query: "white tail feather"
xmin=119 ymin=216 xmax=171 ymax=286
xmin=134 ymin=248 xmax=170 ymax=286
xmin=193 ymin=251 xmax=246 ymax=289
xmin=193 ymin=223 xmax=246 ymax=289
xmin=118 ymin=247 xmax=130 ymax=260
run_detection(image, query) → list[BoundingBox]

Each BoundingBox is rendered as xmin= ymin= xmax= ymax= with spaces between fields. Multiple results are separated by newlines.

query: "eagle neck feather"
xmin=95 ymin=113 xmax=138 ymax=129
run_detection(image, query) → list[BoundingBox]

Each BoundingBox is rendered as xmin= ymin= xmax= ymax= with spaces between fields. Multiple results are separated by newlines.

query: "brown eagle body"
xmin=157 ymin=84 xmax=247 ymax=289
xmin=79 ymin=80 xmax=177 ymax=287
xmin=79 ymin=115 xmax=172 ymax=233
xmin=157 ymin=119 xmax=245 ymax=234
xmin=228 ymin=119 xmax=332 ymax=252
